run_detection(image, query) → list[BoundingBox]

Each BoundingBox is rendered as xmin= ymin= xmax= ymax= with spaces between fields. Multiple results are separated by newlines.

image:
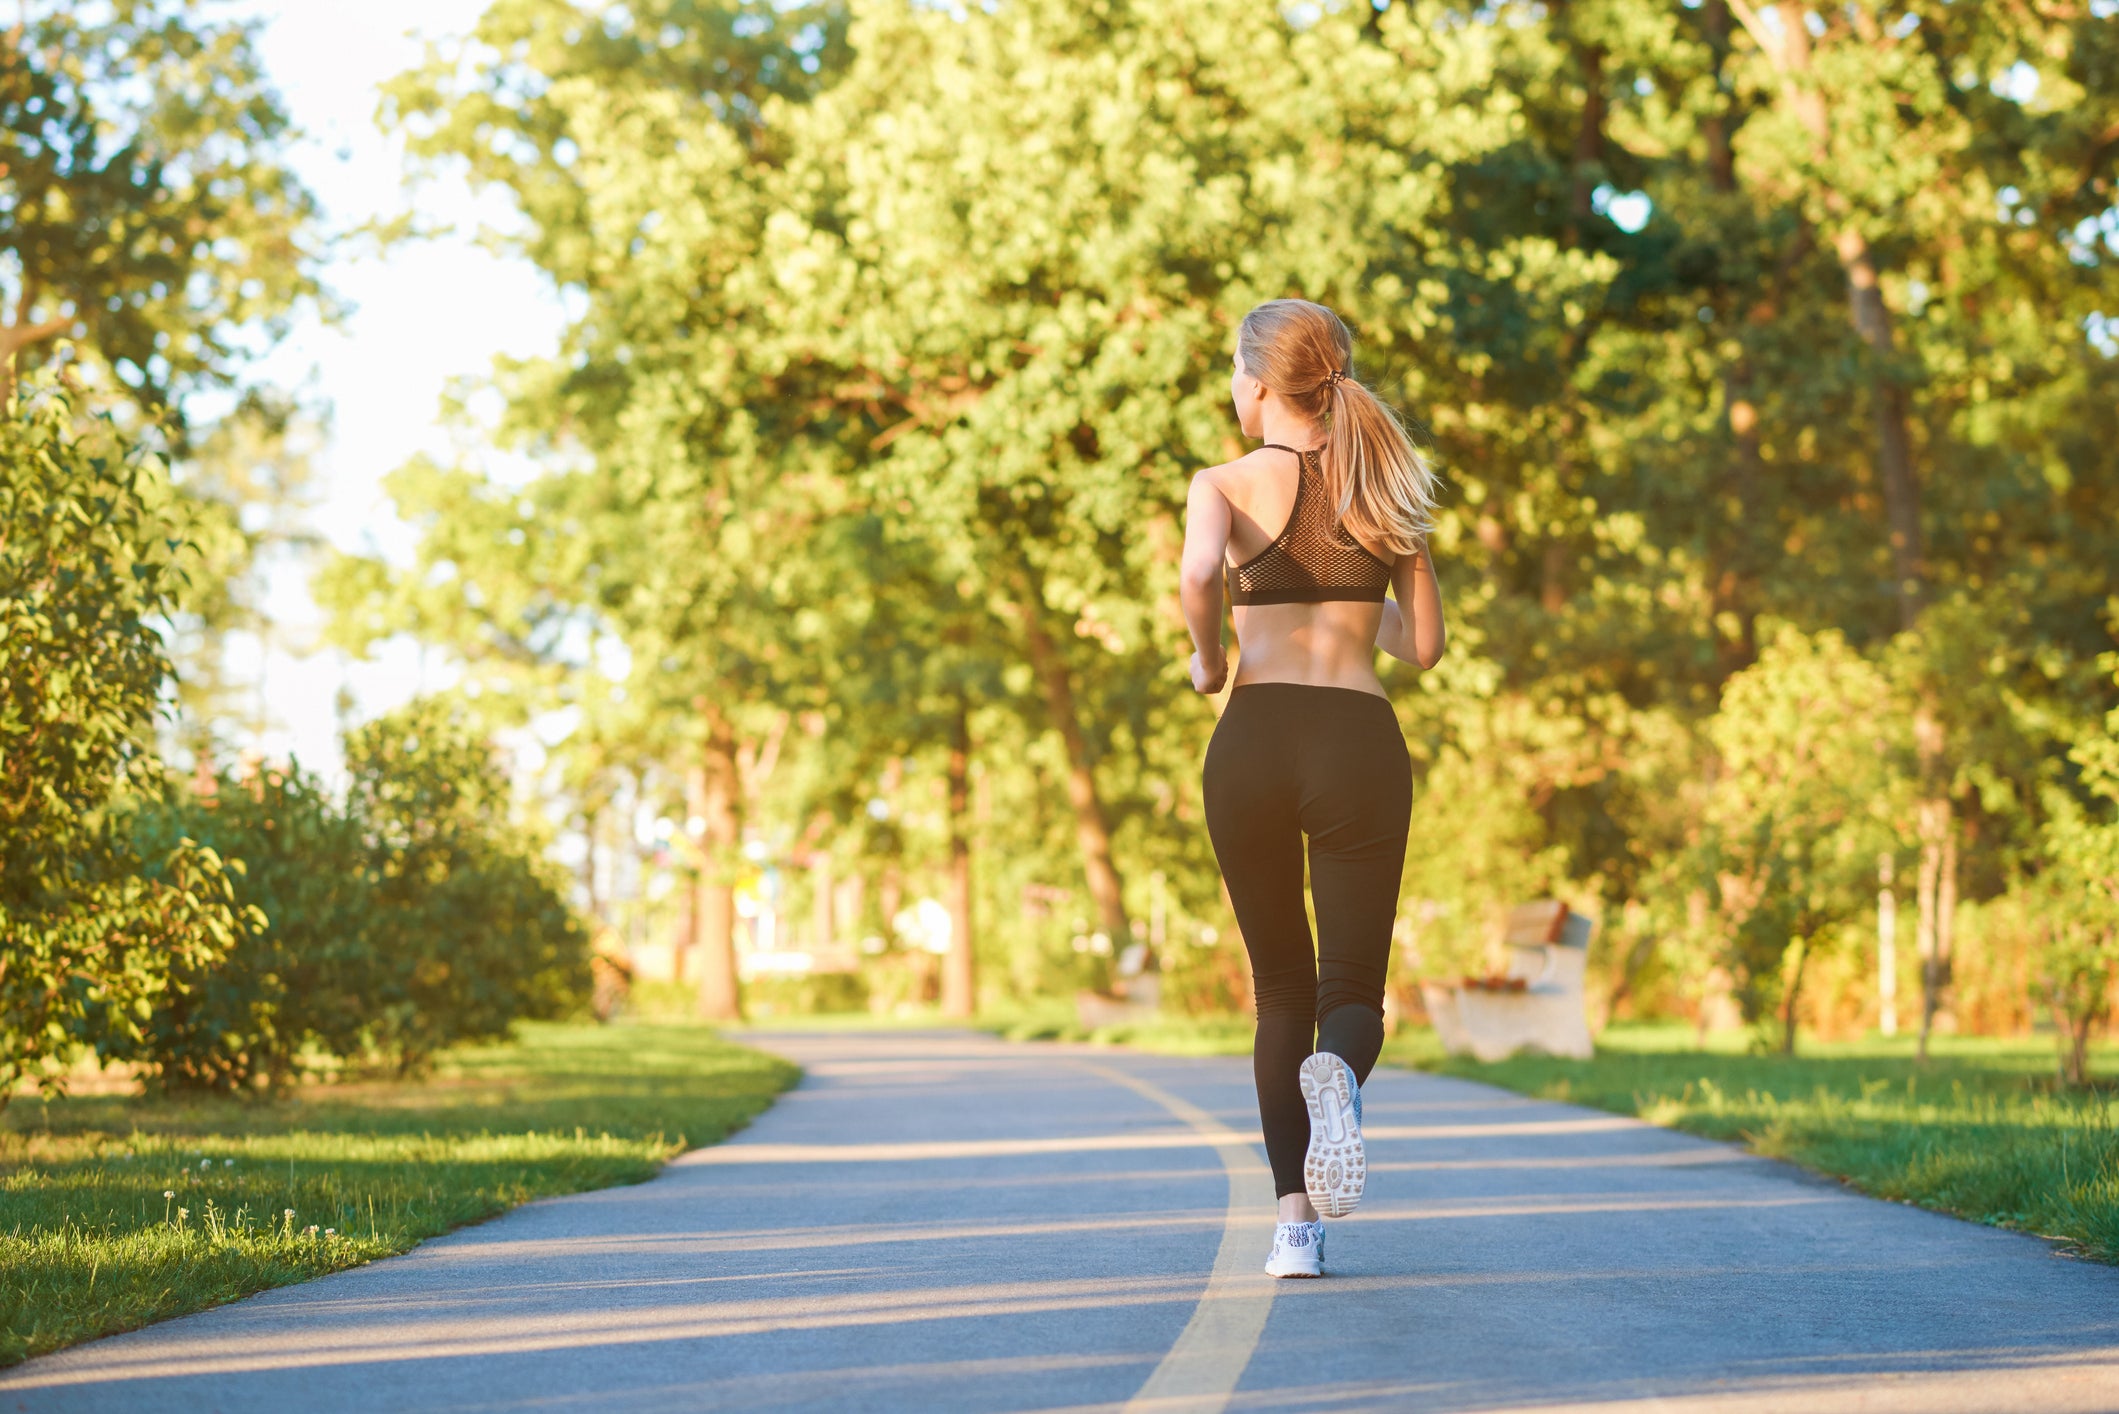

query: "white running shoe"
xmin=1299 ymin=1052 xmax=1366 ymax=1218
xmin=1263 ymin=1220 xmax=1324 ymax=1278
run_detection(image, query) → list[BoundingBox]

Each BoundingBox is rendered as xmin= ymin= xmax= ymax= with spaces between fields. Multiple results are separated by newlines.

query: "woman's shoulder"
xmin=1194 ymin=447 xmax=1284 ymax=500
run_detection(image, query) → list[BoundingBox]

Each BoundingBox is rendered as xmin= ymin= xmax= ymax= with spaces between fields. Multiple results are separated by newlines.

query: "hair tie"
xmin=1324 ymin=368 xmax=1348 ymax=390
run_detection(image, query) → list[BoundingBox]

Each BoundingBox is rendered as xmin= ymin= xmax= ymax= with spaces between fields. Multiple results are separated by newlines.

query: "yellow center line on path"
xmin=1081 ymin=1062 xmax=1277 ymax=1414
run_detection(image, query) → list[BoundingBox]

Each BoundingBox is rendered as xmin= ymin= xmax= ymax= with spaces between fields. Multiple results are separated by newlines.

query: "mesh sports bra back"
xmin=1226 ymin=444 xmax=1394 ymax=606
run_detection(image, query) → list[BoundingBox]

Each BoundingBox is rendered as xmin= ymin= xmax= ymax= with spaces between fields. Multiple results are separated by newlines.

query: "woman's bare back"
xmin=1199 ymin=446 xmax=1396 ymax=698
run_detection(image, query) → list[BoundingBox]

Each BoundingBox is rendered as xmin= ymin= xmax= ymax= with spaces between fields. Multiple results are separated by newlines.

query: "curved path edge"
xmin=3 ymin=1028 xmax=2116 ymax=1414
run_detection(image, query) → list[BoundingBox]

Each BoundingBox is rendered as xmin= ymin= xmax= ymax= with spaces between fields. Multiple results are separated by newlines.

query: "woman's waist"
xmin=1227 ymin=630 xmax=1390 ymax=699
xmin=1228 ymin=657 xmax=1387 ymax=695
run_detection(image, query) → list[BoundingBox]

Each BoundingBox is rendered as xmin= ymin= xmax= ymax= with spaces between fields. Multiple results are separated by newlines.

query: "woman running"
xmin=1180 ymin=298 xmax=1446 ymax=1278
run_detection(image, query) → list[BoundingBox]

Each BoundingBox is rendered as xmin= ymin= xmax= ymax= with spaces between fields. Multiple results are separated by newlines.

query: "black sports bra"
xmin=1227 ymin=444 xmax=1394 ymax=605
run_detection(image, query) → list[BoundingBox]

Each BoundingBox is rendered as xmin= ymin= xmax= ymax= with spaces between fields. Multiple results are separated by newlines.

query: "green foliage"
xmin=1695 ymin=626 xmax=1911 ymax=1046
xmin=0 ymin=1 xmax=324 ymax=426
xmin=120 ymin=764 xmax=377 ymax=1090
xmin=1399 ymin=741 xmax=1575 ymax=981
xmin=344 ymin=699 xmax=592 ymax=1072
xmin=0 ymin=1021 xmax=797 ymax=1366
xmin=0 ymin=381 xmax=243 ymax=1105
xmin=96 ymin=704 xmax=591 ymax=1092
xmin=2028 ymin=659 xmax=2119 ymax=1082
xmin=334 ymin=1 xmax=2119 ymax=1033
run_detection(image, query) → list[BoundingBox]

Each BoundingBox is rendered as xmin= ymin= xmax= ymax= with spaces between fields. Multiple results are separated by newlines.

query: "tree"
xmin=330 ymin=0 xmax=860 ymax=1022
xmin=1704 ymin=2 xmax=2119 ymax=1050
xmin=0 ymin=1 xmax=323 ymax=426
xmin=1698 ymin=626 xmax=1911 ymax=1051
xmin=123 ymin=760 xmax=375 ymax=1090
xmin=0 ymin=378 xmax=245 ymax=1104
xmin=164 ymin=387 xmax=329 ymax=754
xmin=2035 ymin=658 xmax=2119 ymax=1085
xmin=770 ymin=0 xmax=1560 ymax=957
xmin=346 ymin=0 xmax=2119 ymax=1036
xmin=344 ymin=698 xmax=590 ymax=1071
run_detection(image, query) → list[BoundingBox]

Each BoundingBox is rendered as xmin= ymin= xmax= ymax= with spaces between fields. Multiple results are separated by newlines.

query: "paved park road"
xmin=6 ymin=1031 xmax=2119 ymax=1413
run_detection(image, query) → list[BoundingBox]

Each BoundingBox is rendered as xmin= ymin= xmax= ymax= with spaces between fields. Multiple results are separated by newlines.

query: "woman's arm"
xmin=1180 ymin=471 xmax=1233 ymax=693
xmin=1377 ymin=543 xmax=1446 ymax=669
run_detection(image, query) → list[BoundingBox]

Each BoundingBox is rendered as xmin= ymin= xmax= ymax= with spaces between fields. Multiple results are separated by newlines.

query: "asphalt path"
xmin=5 ymin=1029 xmax=2118 ymax=1413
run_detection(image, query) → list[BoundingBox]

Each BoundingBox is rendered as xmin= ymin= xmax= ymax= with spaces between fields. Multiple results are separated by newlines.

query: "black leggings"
xmin=1202 ymin=683 xmax=1411 ymax=1199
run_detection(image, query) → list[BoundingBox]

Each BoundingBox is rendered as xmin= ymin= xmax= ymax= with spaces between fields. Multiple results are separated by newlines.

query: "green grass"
xmin=1377 ymin=1023 xmax=2119 ymax=1262
xmin=0 ymin=1021 xmax=796 ymax=1367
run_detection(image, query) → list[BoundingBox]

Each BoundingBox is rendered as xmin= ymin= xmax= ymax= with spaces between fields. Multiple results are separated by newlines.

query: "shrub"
xmin=106 ymin=703 xmax=591 ymax=1090
xmin=344 ymin=699 xmax=590 ymax=1072
xmin=0 ymin=382 xmax=243 ymax=1105
xmin=2033 ymin=665 xmax=2119 ymax=1085
xmin=121 ymin=763 xmax=377 ymax=1089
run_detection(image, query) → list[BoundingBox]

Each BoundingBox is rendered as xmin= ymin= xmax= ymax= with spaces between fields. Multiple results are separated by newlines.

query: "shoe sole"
xmin=1299 ymin=1053 xmax=1365 ymax=1218
xmin=1263 ymin=1261 xmax=1321 ymax=1279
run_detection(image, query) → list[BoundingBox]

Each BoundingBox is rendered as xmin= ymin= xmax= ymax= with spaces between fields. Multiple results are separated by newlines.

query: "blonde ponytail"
xmin=1237 ymin=299 xmax=1439 ymax=558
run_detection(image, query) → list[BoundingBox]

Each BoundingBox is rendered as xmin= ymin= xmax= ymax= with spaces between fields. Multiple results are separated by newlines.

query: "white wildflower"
xmin=163 ymin=1190 xmax=174 ymax=1199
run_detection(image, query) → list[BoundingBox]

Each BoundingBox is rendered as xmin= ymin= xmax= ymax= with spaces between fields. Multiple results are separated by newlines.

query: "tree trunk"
xmin=812 ymin=852 xmax=836 ymax=952
xmin=943 ymin=700 xmax=977 ymax=1019
xmin=1539 ymin=30 xmax=1607 ymax=618
xmin=1835 ymin=228 xmax=1926 ymax=628
xmin=1567 ymin=40 xmax=1606 ymax=233
xmin=692 ymin=715 xmax=743 ymax=1023
xmin=1707 ymin=7 xmax=1763 ymax=673
xmin=837 ymin=873 xmax=865 ymax=944
xmin=676 ymin=771 xmax=702 ymax=980
xmin=0 ymin=313 xmax=72 ymax=408
xmin=581 ymin=802 xmax=602 ymax=925
xmin=1701 ymin=0 xmax=1738 ymax=191
xmin=879 ymin=863 xmax=902 ymax=947
xmin=1540 ymin=539 xmax=1568 ymax=616
xmin=1914 ymin=796 xmax=1947 ymax=1063
xmin=1732 ymin=1 xmax=1926 ymax=627
xmin=1713 ymin=368 xmax=1765 ymax=674
xmin=1877 ymin=853 xmax=1898 ymax=1037
xmin=1602 ymin=927 xmax=1657 ymax=1029
xmin=2049 ymin=983 xmax=2092 ymax=1089
xmin=1780 ymin=936 xmax=1808 ymax=1056
xmin=1012 ymin=579 xmax=1132 ymax=954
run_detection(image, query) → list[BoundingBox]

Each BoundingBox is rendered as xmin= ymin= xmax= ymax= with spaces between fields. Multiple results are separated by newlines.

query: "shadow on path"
xmin=3 ymin=1031 xmax=2115 ymax=1413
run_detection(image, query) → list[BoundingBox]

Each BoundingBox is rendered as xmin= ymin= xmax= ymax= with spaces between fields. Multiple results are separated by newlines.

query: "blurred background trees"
xmin=0 ymin=2 xmax=590 ymax=1098
xmin=331 ymin=0 xmax=2118 ymax=1059
xmin=6 ymin=0 xmax=2117 ymax=1081
xmin=0 ymin=0 xmax=323 ymax=426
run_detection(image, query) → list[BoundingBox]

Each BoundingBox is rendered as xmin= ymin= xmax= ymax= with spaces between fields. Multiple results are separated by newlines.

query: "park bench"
xmin=1075 ymin=942 xmax=1161 ymax=1030
xmin=1421 ymin=901 xmax=1596 ymax=1061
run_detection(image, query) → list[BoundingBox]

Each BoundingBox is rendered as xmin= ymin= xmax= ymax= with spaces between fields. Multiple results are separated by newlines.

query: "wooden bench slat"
xmin=1501 ymin=900 xmax=1567 ymax=946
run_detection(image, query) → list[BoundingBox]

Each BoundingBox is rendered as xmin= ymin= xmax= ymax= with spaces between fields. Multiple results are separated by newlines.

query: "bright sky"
xmin=218 ymin=1 xmax=565 ymax=779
